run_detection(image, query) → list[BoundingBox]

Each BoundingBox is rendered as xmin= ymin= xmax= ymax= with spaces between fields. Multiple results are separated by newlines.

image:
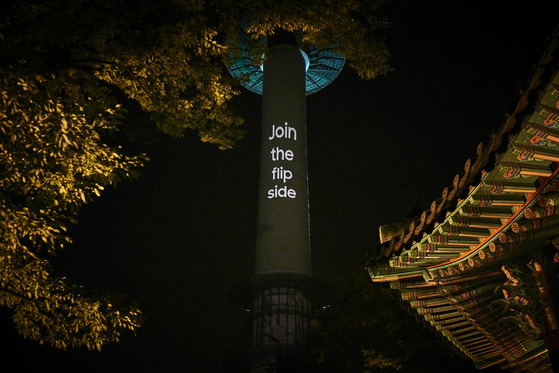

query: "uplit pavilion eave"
xmin=365 ymin=26 xmax=559 ymax=372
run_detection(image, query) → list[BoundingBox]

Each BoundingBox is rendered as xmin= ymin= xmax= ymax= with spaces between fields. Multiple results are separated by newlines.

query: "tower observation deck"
xmin=227 ymin=31 xmax=344 ymax=371
xmin=227 ymin=43 xmax=345 ymax=96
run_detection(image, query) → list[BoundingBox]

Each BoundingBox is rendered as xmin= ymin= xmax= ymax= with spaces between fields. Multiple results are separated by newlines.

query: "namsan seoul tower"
xmin=228 ymin=30 xmax=344 ymax=371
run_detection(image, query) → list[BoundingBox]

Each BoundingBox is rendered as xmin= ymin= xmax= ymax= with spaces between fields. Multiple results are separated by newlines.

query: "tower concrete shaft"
xmin=255 ymin=42 xmax=311 ymax=276
xmin=225 ymin=31 xmax=343 ymax=371
xmin=248 ymin=42 xmax=315 ymax=372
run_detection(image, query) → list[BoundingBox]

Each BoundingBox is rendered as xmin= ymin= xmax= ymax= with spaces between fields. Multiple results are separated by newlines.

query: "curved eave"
xmin=366 ymin=29 xmax=559 ymax=278
xmin=366 ymin=26 xmax=559 ymax=372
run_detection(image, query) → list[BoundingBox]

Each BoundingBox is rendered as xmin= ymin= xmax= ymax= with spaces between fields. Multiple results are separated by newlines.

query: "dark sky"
xmin=2 ymin=1 xmax=559 ymax=372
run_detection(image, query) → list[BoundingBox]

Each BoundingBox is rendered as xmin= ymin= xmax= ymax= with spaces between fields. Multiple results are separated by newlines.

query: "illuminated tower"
xmin=228 ymin=30 xmax=344 ymax=371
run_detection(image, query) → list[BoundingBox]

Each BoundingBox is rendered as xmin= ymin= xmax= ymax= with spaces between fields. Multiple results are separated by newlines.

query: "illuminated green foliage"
xmin=0 ymin=0 xmax=240 ymax=351
xmin=0 ymin=53 xmax=152 ymax=344
xmin=0 ymin=0 xmax=393 ymax=351
xmin=215 ymin=0 xmax=393 ymax=80
xmin=0 ymin=70 xmax=145 ymax=350
xmin=0 ymin=0 xmax=245 ymax=150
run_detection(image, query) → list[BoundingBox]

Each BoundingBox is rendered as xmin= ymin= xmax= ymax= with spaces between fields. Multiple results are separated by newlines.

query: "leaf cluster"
xmin=0 ymin=65 xmax=146 ymax=349
xmin=215 ymin=0 xmax=393 ymax=80
xmin=0 ymin=0 xmax=242 ymax=350
xmin=1 ymin=0 xmax=246 ymax=150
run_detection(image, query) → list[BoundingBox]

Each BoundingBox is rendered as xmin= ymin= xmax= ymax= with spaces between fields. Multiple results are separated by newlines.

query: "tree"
xmin=0 ymin=0 xmax=393 ymax=350
xmin=0 ymin=60 xmax=146 ymax=349
xmin=216 ymin=0 xmax=392 ymax=80
xmin=308 ymin=270 xmax=482 ymax=373
xmin=0 ymin=0 xmax=246 ymax=149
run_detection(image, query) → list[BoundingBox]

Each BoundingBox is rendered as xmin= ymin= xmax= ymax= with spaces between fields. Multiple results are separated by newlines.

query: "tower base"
xmin=228 ymin=273 xmax=331 ymax=372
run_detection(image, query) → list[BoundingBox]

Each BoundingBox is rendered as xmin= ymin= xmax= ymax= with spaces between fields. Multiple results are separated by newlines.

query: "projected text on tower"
xmin=267 ymin=122 xmax=297 ymax=199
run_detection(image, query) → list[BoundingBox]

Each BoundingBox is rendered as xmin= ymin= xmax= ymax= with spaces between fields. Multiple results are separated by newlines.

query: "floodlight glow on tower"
xmin=228 ymin=30 xmax=344 ymax=370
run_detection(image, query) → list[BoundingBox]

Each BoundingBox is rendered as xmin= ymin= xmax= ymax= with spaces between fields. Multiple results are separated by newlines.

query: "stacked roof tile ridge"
xmin=365 ymin=25 xmax=559 ymax=267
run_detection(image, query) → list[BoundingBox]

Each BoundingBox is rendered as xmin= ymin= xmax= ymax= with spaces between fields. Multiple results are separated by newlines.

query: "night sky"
xmin=2 ymin=1 xmax=559 ymax=372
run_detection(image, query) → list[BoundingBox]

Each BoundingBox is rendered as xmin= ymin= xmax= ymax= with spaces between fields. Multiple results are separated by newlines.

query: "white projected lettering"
xmin=270 ymin=147 xmax=294 ymax=161
xmin=268 ymin=122 xmax=297 ymax=141
xmin=267 ymin=122 xmax=297 ymax=199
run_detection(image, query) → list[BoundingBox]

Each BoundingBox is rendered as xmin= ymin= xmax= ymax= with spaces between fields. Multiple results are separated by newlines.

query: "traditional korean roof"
xmin=365 ymin=26 xmax=559 ymax=372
